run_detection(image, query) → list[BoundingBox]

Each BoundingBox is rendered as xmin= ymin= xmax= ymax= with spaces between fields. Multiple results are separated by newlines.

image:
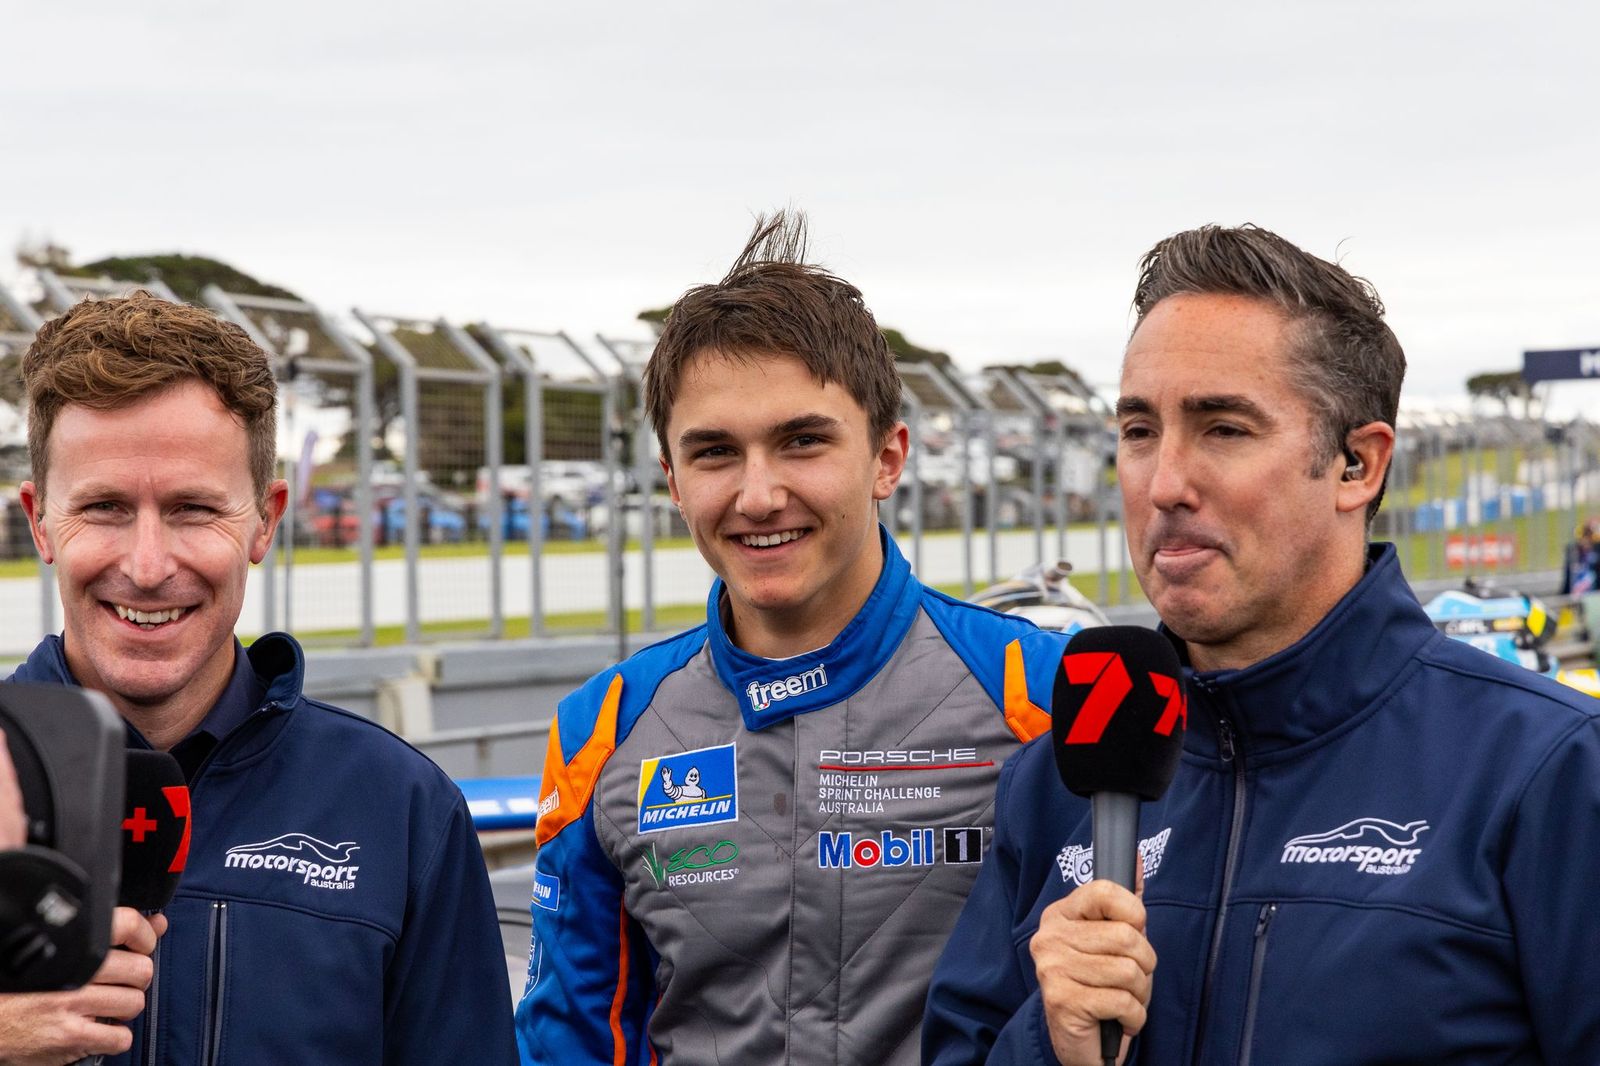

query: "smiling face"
xmin=662 ymin=350 xmax=907 ymax=658
xmin=1117 ymin=293 xmax=1374 ymax=671
xmin=20 ymin=380 xmax=287 ymax=738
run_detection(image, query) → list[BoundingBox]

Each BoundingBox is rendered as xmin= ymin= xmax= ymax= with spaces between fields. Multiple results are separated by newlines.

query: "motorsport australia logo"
xmin=224 ymin=833 xmax=361 ymax=890
xmin=1279 ymin=818 xmax=1430 ymax=876
xmin=1056 ymin=828 xmax=1172 ymax=887
xmin=746 ymin=664 xmax=827 ymax=712
xmin=637 ymin=743 xmax=739 ymax=835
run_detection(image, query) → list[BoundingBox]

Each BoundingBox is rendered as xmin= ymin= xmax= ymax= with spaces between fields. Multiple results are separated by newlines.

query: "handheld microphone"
xmin=117 ymin=750 xmax=190 ymax=912
xmin=70 ymin=751 xmax=192 ymax=1066
xmin=1051 ymin=625 xmax=1187 ymax=1066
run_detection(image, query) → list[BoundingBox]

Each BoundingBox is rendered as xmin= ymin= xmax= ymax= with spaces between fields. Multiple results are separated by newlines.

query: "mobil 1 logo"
xmin=943 ymin=827 xmax=984 ymax=865
xmin=817 ymin=826 xmax=986 ymax=870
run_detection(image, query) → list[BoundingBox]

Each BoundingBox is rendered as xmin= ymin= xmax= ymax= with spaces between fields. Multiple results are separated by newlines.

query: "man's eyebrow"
xmin=63 ymin=483 xmax=231 ymax=506
xmin=772 ymin=414 xmax=841 ymax=436
xmin=1114 ymin=394 xmax=1275 ymax=422
xmin=1181 ymin=394 xmax=1275 ymax=422
xmin=677 ymin=427 xmax=732 ymax=450
xmin=676 ymin=413 xmax=842 ymax=451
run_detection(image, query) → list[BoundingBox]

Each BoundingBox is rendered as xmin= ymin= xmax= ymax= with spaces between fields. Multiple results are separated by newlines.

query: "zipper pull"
xmin=1218 ymin=717 xmax=1236 ymax=764
xmin=1255 ymin=902 xmax=1277 ymax=937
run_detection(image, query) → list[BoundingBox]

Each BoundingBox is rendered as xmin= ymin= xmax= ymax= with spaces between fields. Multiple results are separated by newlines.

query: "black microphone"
xmin=72 ymin=751 xmax=192 ymax=1066
xmin=117 ymin=750 xmax=190 ymax=912
xmin=1051 ymin=625 xmax=1187 ymax=1066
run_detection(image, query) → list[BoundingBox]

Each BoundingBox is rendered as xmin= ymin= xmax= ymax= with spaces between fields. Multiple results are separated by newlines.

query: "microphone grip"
xmin=1091 ymin=792 xmax=1140 ymax=891
xmin=1092 ymin=791 xmax=1141 ymax=1065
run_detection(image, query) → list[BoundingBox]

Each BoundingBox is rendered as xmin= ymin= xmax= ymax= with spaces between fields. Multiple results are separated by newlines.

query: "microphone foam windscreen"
xmin=118 ymin=750 xmax=191 ymax=911
xmin=1051 ymin=625 xmax=1187 ymax=801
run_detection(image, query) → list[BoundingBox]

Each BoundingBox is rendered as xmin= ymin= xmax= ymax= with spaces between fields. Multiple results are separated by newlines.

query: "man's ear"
xmin=1334 ymin=421 xmax=1396 ymax=516
xmin=872 ymin=422 xmax=910 ymax=502
xmin=661 ymin=453 xmax=680 ymax=507
xmin=17 ymin=481 xmax=52 ymax=564
xmin=251 ymin=479 xmax=290 ymax=564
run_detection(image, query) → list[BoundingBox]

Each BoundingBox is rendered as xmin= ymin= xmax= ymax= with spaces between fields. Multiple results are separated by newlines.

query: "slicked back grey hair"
xmin=642 ymin=211 xmax=901 ymax=463
xmin=1131 ymin=224 xmax=1406 ymax=523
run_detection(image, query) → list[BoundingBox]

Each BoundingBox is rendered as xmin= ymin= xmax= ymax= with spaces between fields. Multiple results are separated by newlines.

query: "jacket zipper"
xmin=1192 ymin=704 xmax=1246 ymax=1061
xmin=139 ymin=702 xmax=272 ymax=1066
xmin=141 ymin=936 xmax=162 ymax=1066
xmin=200 ymin=900 xmax=229 ymax=1066
xmin=1237 ymin=903 xmax=1276 ymax=1066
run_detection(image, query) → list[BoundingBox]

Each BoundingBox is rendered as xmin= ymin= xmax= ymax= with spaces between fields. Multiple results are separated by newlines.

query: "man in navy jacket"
xmin=924 ymin=226 xmax=1600 ymax=1065
xmin=0 ymin=293 xmax=515 ymax=1065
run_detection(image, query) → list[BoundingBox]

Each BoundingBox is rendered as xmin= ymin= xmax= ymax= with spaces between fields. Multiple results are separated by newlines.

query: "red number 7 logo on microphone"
xmin=1061 ymin=652 xmax=1133 ymax=744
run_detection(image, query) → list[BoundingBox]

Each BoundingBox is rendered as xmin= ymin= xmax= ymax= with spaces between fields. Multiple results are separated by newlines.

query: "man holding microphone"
xmin=0 ymin=292 xmax=514 ymax=1065
xmin=924 ymin=225 xmax=1600 ymax=1064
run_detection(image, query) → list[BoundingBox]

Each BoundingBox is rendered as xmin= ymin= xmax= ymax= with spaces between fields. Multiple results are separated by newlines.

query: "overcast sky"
xmin=3 ymin=0 xmax=1597 ymax=405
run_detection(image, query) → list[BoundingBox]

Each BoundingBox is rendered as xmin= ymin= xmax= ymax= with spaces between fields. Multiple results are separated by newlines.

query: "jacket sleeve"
xmin=923 ymin=755 xmax=1063 ymax=1066
xmin=384 ymin=791 xmax=518 ymax=1065
xmin=1504 ymin=713 xmax=1600 ymax=1058
xmin=515 ymin=689 xmax=655 ymax=1065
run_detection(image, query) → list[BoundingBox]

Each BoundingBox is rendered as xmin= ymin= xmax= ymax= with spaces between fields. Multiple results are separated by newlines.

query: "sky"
xmin=3 ymin=0 xmax=1598 ymax=408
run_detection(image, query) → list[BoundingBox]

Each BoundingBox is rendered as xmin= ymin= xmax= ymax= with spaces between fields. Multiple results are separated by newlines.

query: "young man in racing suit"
xmin=923 ymin=225 xmax=1600 ymax=1065
xmin=515 ymin=214 xmax=1068 ymax=1065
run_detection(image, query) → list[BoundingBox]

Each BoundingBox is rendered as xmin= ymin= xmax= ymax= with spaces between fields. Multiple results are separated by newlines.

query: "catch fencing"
xmin=0 ymin=272 xmax=1594 ymax=656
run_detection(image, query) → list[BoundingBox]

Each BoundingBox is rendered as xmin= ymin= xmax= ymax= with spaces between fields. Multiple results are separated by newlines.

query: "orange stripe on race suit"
xmin=1003 ymin=639 xmax=1052 ymax=743
xmin=535 ymin=674 xmax=623 ymax=848
xmin=610 ymin=902 xmax=631 ymax=1066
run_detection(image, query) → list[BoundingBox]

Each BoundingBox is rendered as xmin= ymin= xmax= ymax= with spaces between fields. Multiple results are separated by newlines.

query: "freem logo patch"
xmin=637 ymin=743 xmax=739 ymax=835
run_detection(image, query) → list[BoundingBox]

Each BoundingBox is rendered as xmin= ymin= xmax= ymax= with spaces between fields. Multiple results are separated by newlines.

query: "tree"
xmin=70 ymin=253 xmax=298 ymax=304
xmin=880 ymin=328 xmax=955 ymax=374
xmin=637 ymin=306 xmax=670 ymax=336
xmin=1466 ymin=370 xmax=1535 ymax=418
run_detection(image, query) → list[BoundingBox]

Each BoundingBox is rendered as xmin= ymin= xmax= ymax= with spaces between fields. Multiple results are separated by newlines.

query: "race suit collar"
xmin=1172 ymin=543 xmax=1439 ymax=763
xmin=706 ymin=524 xmax=923 ymax=731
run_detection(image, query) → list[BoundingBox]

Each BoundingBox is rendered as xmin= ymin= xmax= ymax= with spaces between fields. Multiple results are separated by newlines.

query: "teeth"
xmin=740 ymin=530 xmax=806 ymax=548
xmin=113 ymin=605 xmax=185 ymax=625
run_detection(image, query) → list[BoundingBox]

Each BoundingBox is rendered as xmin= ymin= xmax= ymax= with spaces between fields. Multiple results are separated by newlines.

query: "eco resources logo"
xmin=817 ymin=827 xmax=984 ymax=870
xmin=642 ymin=840 xmax=740 ymax=888
xmin=223 ymin=833 xmax=361 ymax=890
xmin=746 ymin=664 xmax=828 ymax=712
xmin=1280 ymin=818 xmax=1430 ymax=875
xmin=637 ymin=743 xmax=739 ymax=835
xmin=1055 ymin=827 xmax=1172 ymax=887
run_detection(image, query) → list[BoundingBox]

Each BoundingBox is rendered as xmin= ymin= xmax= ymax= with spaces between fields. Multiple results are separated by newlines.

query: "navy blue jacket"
xmin=925 ymin=544 xmax=1600 ymax=1064
xmin=11 ymin=632 xmax=517 ymax=1066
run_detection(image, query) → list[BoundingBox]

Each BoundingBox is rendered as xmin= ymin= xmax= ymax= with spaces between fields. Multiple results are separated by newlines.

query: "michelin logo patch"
xmin=531 ymin=869 xmax=561 ymax=912
xmin=638 ymin=743 xmax=739 ymax=835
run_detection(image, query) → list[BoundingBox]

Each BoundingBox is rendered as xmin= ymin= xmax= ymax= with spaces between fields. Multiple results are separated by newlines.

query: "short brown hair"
xmin=1132 ymin=224 xmax=1406 ymax=522
xmin=642 ymin=212 xmax=902 ymax=461
xmin=24 ymin=291 xmax=279 ymax=508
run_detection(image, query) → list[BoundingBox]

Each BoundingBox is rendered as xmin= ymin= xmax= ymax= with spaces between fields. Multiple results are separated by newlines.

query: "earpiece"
xmin=1341 ymin=448 xmax=1364 ymax=482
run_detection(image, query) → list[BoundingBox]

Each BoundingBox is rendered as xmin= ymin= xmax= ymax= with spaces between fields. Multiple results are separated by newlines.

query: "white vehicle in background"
xmin=476 ymin=461 xmax=606 ymax=509
xmin=968 ymin=559 xmax=1110 ymax=637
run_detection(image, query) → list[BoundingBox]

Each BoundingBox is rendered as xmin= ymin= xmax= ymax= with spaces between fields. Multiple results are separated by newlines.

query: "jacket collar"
xmin=1172 ymin=543 xmax=1440 ymax=763
xmin=10 ymin=631 xmax=308 ymax=754
xmin=706 ymin=525 xmax=923 ymax=731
